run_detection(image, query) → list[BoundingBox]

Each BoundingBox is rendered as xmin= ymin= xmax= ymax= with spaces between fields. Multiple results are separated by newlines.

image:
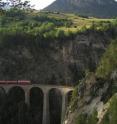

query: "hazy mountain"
xmin=44 ymin=0 xmax=117 ymax=18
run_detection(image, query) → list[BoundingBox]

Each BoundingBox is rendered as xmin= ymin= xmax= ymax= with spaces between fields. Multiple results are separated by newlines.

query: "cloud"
xmin=23 ymin=0 xmax=56 ymax=10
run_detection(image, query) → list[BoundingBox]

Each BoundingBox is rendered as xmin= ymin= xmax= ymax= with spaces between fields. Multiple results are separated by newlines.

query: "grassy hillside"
xmin=0 ymin=10 xmax=115 ymax=36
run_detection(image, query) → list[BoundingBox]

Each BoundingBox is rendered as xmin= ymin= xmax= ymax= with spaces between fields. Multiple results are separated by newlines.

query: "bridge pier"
xmin=43 ymin=90 xmax=50 ymax=124
xmin=61 ymin=94 xmax=67 ymax=124
xmin=25 ymin=90 xmax=30 ymax=106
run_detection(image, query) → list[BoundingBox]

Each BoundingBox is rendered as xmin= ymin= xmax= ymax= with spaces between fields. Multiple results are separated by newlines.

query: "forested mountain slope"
xmin=44 ymin=0 xmax=117 ymax=18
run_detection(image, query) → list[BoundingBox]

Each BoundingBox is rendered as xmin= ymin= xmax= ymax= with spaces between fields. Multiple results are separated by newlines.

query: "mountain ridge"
xmin=44 ymin=0 xmax=117 ymax=18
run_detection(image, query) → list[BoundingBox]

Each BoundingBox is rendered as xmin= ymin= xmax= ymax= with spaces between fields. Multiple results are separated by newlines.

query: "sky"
xmin=23 ymin=0 xmax=117 ymax=10
xmin=22 ymin=0 xmax=56 ymax=10
xmin=2 ymin=0 xmax=117 ymax=10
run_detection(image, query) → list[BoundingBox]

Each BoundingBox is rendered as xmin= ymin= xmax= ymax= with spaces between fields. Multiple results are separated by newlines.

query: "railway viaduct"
xmin=0 ymin=84 xmax=74 ymax=124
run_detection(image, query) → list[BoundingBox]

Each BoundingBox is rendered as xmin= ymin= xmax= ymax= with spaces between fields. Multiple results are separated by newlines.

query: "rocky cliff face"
xmin=44 ymin=0 xmax=117 ymax=18
xmin=0 ymin=30 xmax=112 ymax=85
xmin=64 ymin=74 xmax=112 ymax=124
xmin=64 ymin=70 xmax=117 ymax=124
xmin=63 ymin=39 xmax=117 ymax=124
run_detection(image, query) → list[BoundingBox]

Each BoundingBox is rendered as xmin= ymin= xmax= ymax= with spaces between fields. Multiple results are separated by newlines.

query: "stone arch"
xmin=49 ymin=88 xmax=62 ymax=124
xmin=0 ymin=87 xmax=6 ymax=123
xmin=66 ymin=90 xmax=73 ymax=106
xmin=5 ymin=86 xmax=26 ymax=124
xmin=0 ymin=87 xmax=6 ymax=103
xmin=7 ymin=86 xmax=25 ymax=104
xmin=29 ymin=87 xmax=44 ymax=124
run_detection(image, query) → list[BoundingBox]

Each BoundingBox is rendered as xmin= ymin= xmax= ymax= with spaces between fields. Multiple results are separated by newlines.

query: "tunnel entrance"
xmin=30 ymin=87 xmax=43 ymax=124
xmin=49 ymin=88 xmax=62 ymax=124
xmin=5 ymin=86 xmax=26 ymax=124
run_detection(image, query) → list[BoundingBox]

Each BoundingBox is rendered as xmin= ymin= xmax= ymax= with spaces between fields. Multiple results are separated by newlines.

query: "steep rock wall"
xmin=0 ymin=30 xmax=112 ymax=85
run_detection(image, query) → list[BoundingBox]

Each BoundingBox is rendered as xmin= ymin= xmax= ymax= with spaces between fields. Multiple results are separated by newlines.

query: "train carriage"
xmin=0 ymin=80 xmax=31 ymax=85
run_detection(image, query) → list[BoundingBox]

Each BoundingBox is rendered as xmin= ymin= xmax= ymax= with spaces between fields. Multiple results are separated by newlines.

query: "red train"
xmin=0 ymin=80 xmax=31 ymax=85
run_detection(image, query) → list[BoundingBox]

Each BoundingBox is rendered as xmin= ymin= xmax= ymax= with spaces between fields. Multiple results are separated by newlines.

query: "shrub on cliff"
xmin=75 ymin=109 xmax=98 ymax=124
xmin=96 ymin=40 xmax=117 ymax=79
xmin=102 ymin=94 xmax=117 ymax=124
